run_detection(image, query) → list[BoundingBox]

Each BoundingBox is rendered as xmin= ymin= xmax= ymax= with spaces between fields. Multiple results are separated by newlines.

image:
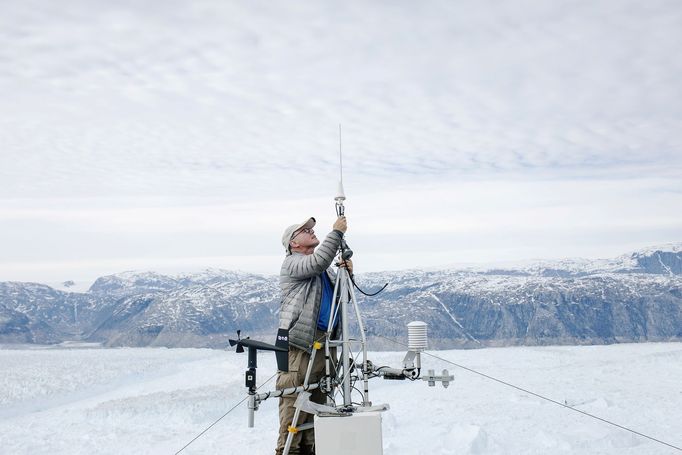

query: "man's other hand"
xmin=338 ymin=258 xmax=353 ymax=275
xmin=333 ymin=216 xmax=347 ymax=233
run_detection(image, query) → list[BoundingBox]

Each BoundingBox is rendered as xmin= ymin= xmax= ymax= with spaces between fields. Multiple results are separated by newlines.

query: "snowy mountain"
xmin=0 ymin=282 xmax=118 ymax=344
xmin=355 ymin=270 xmax=681 ymax=349
xmin=1 ymin=245 xmax=681 ymax=348
xmin=87 ymin=270 xmax=279 ymax=347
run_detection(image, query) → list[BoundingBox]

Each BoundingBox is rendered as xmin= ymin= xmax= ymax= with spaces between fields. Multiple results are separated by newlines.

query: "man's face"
xmin=291 ymin=227 xmax=319 ymax=250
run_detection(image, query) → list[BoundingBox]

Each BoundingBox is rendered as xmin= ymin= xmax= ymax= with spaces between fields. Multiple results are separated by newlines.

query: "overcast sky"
xmin=1 ymin=0 xmax=681 ymax=286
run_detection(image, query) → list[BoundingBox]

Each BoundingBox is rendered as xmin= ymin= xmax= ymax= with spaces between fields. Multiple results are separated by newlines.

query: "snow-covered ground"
xmin=1 ymin=343 xmax=681 ymax=454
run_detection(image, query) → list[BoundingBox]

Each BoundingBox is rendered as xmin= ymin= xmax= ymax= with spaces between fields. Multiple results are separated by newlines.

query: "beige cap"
xmin=281 ymin=217 xmax=316 ymax=254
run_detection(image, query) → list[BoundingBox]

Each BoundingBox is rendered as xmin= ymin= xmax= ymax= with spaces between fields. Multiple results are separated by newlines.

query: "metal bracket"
xmin=421 ymin=369 xmax=454 ymax=388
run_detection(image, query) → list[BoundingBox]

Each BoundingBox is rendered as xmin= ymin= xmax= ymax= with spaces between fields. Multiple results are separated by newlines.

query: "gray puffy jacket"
xmin=278 ymin=230 xmax=343 ymax=351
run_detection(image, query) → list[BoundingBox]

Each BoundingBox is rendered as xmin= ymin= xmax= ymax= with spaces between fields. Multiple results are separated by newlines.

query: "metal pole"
xmin=247 ymin=395 xmax=255 ymax=428
xmin=348 ymin=282 xmax=370 ymax=406
xmin=339 ymin=267 xmax=352 ymax=406
xmin=254 ymin=382 xmax=321 ymax=402
xmin=339 ymin=124 xmax=343 ymax=185
xmin=325 ymin=267 xmax=341 ymax=405
xmin=283 ymin=345 xmax=319 ymax=455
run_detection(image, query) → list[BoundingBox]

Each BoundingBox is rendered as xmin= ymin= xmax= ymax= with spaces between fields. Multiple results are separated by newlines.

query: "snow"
xmin=362 ymin=270 xmax=680 ymax=308
xmin=1 ymin=343 xmax=681 ymax=454
xmin=44 ymin=281 xmax=92 ymax=294
xmin=631 ymin=243 xmax=682 ymax=255
xmin=430 ymin=242 xmax=682 ymax=277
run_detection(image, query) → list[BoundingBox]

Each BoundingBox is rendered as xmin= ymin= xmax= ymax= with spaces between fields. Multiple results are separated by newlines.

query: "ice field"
xmin=1 ymin=342 xmax=681 ymax=454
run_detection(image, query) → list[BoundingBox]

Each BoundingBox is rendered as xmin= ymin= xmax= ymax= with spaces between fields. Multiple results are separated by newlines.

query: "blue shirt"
xmin=317 ymin=271 xmax=338 ymax=331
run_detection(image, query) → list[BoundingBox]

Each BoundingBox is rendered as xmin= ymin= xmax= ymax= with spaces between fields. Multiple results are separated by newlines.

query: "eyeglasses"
xmin=292 ymin=227 xmax=314 ymax=241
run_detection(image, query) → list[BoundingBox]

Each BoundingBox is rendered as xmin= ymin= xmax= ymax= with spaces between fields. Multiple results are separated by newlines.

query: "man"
xmin=275 ymin=215 xmax=352 ymax=455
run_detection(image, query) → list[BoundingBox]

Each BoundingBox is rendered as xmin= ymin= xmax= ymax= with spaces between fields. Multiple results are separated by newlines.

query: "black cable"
xmin=374 ymin=334 xmax=682 ymax=453
xmin=351 ymin=384 xmax=364 ymax=404
xmin=174 ymin=372 xmax=278 ymax=454
xmin=336 ymin=256 xmax=388 ymax=297
xmin=348 ymin=269 xmax=388 ymax=297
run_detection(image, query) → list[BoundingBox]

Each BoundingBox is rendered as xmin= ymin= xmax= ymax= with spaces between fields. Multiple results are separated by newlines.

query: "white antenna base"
xmin=335 ymin=181 xmax=346 ymax=201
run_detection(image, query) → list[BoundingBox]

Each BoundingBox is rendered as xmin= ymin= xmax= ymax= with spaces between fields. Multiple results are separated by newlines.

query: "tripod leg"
xmin=338 ymin=267 xmax=352 ymax=406
xmin=325 ymin=266 xmax=343 ymax=406
xmin=282 ymin=342 xmax=321 ymax=455
xmin=348 ymin=281 xmax=370 ymax=406
xmin=327 ymin=265 xmax=361 ymax=408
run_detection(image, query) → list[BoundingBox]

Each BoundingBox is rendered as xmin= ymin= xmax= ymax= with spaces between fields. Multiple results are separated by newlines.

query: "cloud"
xmin=1 ymin=0 xmax=681 ymax=281
xmin=1 ymin=1 xmax=681 ymax=198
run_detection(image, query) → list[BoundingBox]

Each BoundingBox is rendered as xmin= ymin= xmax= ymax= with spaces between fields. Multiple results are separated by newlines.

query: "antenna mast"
xmin=335 ymin=124 xmax=346 ymax=217
xmin=339 ymin=124 xmax=343 ymax=185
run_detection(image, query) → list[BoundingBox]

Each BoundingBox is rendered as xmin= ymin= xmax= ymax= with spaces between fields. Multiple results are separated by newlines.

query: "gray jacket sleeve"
xmin=283 ymin=230 xmax=343 ymax=279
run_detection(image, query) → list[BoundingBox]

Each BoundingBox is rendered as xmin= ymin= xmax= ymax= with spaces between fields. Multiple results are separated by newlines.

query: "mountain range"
xmin=1 ymin=244 xmax=680 ymax=349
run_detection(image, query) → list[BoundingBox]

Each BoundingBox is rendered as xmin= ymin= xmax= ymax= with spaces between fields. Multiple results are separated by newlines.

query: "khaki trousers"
xmin=275 ymin=335 xmax=335 ymax=455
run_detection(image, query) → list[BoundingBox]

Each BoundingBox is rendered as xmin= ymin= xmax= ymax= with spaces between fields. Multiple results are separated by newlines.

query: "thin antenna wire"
xmin=339 ymin=124 xmax=343 ymax=184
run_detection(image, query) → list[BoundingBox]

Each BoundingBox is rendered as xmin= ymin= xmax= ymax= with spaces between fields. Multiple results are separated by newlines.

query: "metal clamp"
xmin=422 ymin=369 xmax=454 ymax=388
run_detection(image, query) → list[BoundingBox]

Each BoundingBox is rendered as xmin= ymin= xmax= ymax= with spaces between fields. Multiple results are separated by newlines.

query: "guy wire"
xmin=374 ymin=333 xmax=682 ymax=452
xmin=174 ymin=372 xmax=278 ymax=454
